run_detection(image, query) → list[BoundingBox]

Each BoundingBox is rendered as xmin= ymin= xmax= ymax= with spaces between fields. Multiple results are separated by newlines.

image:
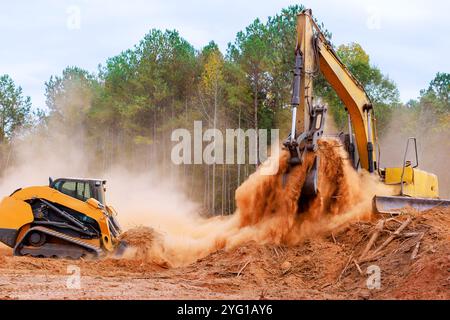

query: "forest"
xmin=1 ymin=5 xmax=449 ymax=214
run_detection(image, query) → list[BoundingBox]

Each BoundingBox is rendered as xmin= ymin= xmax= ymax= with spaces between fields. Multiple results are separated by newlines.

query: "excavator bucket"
xmin=373 ymin=195 xmax=450 ymax=214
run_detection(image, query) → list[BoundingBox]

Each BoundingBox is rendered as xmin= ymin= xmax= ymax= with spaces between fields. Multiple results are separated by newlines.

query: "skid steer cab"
xmin=50 ymin=177 xmax=107 ymax=206
xmin=0 ymin=177 xmax=125 ymax=259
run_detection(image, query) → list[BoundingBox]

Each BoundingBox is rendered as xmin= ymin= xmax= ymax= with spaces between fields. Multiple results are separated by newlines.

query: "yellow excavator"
xmin=284 ymin=9 xmax=450 ymax=213
xmin=0 ymin=178 xmax=125 ymax=258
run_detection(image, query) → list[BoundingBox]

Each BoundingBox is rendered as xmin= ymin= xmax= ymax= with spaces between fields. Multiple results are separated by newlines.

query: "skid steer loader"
xmin=0 ymin=177 xmax=125 ymax=258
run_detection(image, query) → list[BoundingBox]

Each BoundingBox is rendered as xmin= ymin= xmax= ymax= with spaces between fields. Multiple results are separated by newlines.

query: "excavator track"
xmin=14 ymin=226 xmax=103 ymax=259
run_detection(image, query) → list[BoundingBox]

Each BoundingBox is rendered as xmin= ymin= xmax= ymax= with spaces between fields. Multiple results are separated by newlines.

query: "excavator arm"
xmin=291 ymin=9 xmax=376 ymax=173
xmin=284 ymin=9 xmax=449 ymax=213
xmin=316 ymin=37 xmax=376 ymax=172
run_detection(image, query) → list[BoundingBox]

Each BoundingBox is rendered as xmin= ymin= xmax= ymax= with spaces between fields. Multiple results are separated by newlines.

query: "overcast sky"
xmin=1 ymin=0 xmax=449 ymax=109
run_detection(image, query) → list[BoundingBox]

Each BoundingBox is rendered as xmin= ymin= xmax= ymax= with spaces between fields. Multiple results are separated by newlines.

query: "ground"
xmin=0 ymin=207 xmax=448 ymax=300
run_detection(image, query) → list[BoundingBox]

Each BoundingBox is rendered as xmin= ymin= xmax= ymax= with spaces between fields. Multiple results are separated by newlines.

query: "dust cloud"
xmin=0 ymin=135 xmax=88 ymax=197
xmin=0 ymin=94 xmax=393 ymax=267
xmin=119 ymin=139 xmax=394 ymax=267
xmin=0 ymin=87 xmax=93 ymax=196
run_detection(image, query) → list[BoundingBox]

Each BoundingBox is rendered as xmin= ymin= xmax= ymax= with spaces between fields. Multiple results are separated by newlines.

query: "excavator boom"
xmin=292 ymin=9 xmax=376 ymax=172
xmin=285 ymin=9 xmax=450 ymax=213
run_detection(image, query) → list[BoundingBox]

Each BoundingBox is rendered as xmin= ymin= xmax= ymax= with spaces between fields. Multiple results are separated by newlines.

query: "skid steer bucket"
xmin=373 ymin=195 xmax=450 ymax=214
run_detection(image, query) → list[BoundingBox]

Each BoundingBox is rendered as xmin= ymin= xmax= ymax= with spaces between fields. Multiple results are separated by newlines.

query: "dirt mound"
xmin=0 ymin=139 xmax=447 ymax=299
xmin=0 ymin=207 xmax=447 ymax=299
xmin=119 ymin=226 xmax=158 ymax=259
xmin=175 ymin=206 xmax=450 ymax=299
xmin=328 ymin=206 xmax=450 ymax=299
xmin=118 ymin=226 xmax=170 ymax=268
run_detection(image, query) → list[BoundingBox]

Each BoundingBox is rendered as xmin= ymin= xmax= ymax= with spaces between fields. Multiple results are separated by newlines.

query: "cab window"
xmin=59 ymin=181 xmax=77 ymax=199
xmin=76 ymin=182 xmax=92 ymax=202
xmin=54 ymin=180 xmax=92 ymax=202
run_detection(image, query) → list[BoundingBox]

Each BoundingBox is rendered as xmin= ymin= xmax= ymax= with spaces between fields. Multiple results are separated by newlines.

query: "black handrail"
xmin=400 ymin=137 xmax=419 ymax=196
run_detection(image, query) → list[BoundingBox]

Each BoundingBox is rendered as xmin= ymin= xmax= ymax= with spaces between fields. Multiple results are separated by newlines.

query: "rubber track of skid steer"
xmin=14 ymin=226 xmax=103 ymax=258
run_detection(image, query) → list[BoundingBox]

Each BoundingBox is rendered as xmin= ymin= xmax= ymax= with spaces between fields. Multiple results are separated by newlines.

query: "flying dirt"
xmin=0 ymin=140 xmax=448 ymax=300
xmin=119 ymin=138 xmax=393 ymax=267
xmin=0 ymin=137 xmax=383 ymax=267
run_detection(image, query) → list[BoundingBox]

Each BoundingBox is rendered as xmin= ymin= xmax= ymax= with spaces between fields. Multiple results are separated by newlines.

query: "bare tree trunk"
xmin=211 ymin=81 xmax=219 ymax=215
xmin=3 ymin=142 xmax=13 ymax=172
xmin=228 ymin=166 xmax=232 ymax=214
xmin=221 ymin=163 xmax=225 ymax=215
xmin=203 ymin=164 xmax=208 ymax=211
xmin=253 ymin=75 xmax=259 ymax=168
xmin=110 ymin=126 xmax=115 ymax=170
xmin=153 ymin=107 xmax=157 ymax=166
xmin=237 ymin=106 xmax=241 ymax=187
xmin=184 ymin=96 xmax=188 ymax=182
xmin=190 ymin=164 xmax=195 ymax=199
xmin=102 ymin=131 xmax=107 ymax=172
xmin=170 ymin=100 xmax=175 ymax=183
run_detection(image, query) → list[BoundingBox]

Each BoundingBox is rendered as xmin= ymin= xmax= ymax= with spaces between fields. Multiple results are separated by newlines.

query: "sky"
xmin=0 ymin=0 xmax=449 ymax=109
